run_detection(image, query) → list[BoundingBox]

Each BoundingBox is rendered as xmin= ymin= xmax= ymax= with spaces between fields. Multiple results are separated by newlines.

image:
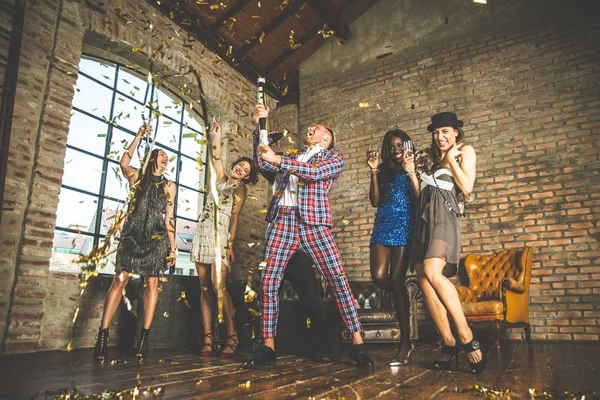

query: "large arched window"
xmin=51 ymin=57 xmax=207 ymax=276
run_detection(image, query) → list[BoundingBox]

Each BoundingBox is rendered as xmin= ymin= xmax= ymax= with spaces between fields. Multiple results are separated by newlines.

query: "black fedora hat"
xmin=427 ymin=112 xmax=464 ymax=132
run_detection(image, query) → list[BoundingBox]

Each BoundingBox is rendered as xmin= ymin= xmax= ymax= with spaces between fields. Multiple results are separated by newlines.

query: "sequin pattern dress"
xmin=370 ymin=172 xmax=415 ymax=247
xmin=116 ymin=174 xmax=170 ymax=276
xmin=410 ymin=168 xmax=462 ymax=267
xmin=190 ymin=180 xmax=237 ymax=269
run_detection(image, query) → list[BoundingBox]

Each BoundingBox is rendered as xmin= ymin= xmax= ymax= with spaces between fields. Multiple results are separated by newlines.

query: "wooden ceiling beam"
xmin=147 ymin=0 xmax=282 ymax=99
xmin=264 ymin=0 xmax=355 ymax=74
xmin=209 ymin=0 xmax=254 ymax=32
xmin=238 ymin=0 xmax=308 ymax=55
xmin=264 ymin=23 xmax=322 ymax=73
xmin=306 ymin=0 xmax=351 ymax=40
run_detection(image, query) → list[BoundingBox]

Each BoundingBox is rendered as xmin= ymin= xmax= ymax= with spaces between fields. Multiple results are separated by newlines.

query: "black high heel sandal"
xmin=93 ymin=327 xmax=109 ymax=363
xmin=432 ymin=344 xmax=459 ymax=370
xmin=390 ymin=342 xmax=414 ymax=366
xmin=463 ymin=339 xmax=487 ymax=375
xmin=135 ymin=328 xmax=151 ymax=359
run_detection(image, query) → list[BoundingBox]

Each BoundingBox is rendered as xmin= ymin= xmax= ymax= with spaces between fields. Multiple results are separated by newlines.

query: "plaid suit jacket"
xmin=253 ymin=131 xmax=343 ymax=227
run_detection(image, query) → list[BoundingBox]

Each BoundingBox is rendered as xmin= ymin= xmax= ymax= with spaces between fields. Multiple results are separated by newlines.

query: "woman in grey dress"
xmin=411 ymin=112 xmax=486 ymax=374
xmin=93 ymin=123 xmax=176 ymax=362
xmin=191 ymin=120 xmax=257 ymax=358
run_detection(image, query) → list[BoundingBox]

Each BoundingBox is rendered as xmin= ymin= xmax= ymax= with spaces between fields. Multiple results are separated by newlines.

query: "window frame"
xmin=53 ymin=55 xmax=208 ymax=274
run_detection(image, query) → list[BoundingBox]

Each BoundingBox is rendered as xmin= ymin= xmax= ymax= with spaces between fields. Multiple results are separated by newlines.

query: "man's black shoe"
xmin=241 ymin=345 xmax=276 ymax=369
xmin=350 ymin=344 xmax=375 ymax=370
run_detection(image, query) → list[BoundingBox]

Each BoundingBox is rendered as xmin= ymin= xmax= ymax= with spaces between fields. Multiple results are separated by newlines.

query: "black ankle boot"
xmin=432 ymin=344 xmax=459 ymax=370
xmin=350 ymin=344 xmax=375 ymax=370
xmin=93 ymin=327 xmax=109 ymax=363
xmin=463 ymin=339 xmax=487 ymax=375
xmin=135 ymin=328 xmax=150 ymax=359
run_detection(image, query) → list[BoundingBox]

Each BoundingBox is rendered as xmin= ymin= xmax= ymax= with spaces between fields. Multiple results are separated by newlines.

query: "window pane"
xmin=96 ymin=236 xmax=120 ymax=275
xmin=116 ymin=68 xmax=148 ymax=104
xmin=180 ymin=131 xmax=206 ymax=159
xmin=112 ymin=95 xmax=145 ymax=133
xmin=67 ymin=112 xmax=108 ymax=155
xmin=176 ymin=219 xmax=196 ymax=254
xmin=50 ymin=230 xmax=95 ymax=273
xmin=155 ymin=118 xmax=181 ymax=151
xmin=157 ymin=89 xmax=184 ymax=121
xmin=62 ymin=148 xmax=103 ymax=194
xmin=55 ymin=188 xmax=99 ymax=232
xmin=99 ymin=198 xmax=126 ymax=235
xmin=183 ymin=110 xmax=205 ymax=133
xmin=73 ymin=75 xmax=114 ymax=117
xmin=179 ymin=155 xmax=204 ymax=189
xmin=104 ymin=162 xmax=130 ymax=201
xmin=79 ymin=58 xmax=116 ymax=87
xmin=177 ymin=186 xmax=200 ymax=220
xmin=109 ymin=128 xmax=141 ymax=170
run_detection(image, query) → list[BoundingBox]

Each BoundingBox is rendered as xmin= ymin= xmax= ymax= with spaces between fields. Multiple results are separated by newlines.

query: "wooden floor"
xmin=0 ymin=341 xmax=598 ymax=399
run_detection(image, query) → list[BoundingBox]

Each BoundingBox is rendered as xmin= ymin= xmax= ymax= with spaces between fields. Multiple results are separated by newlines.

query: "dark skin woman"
xmin=367 ymin=129 xmax=419 ymax=365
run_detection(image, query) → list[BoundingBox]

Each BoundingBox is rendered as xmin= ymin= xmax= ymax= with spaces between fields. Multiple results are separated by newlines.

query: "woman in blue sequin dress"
xmin=367 ymin=129 xmax=419 ymax=366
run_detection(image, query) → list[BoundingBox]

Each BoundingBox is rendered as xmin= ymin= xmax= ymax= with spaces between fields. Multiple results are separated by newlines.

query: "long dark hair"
xmin=378 ymin=129 xmax=415 ymax=203
xmin=430 ymin=127 xmax=466 ymax=171
xmin=133 ymin=148 xmax=165 ymax=211
xmin=231 ymin=156 xmax=259 ymax=185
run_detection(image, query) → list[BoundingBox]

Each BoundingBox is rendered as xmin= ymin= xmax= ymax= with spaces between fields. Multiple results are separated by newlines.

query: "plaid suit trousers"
xmin=260 ymin=206 xmax=361 ymax=338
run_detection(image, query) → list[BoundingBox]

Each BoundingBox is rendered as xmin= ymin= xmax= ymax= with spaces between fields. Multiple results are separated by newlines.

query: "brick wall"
xmin=0 ymin=0 xmax=268 ymax=353
xmin=299 ymin=5 xmax=600 ymax=341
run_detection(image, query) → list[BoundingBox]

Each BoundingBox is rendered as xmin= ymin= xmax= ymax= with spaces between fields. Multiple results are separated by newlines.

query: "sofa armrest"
xmin=455 ymin=285 xmax=476 ymax=302
xmin=501 ymin=277 xmax=526 ymax=294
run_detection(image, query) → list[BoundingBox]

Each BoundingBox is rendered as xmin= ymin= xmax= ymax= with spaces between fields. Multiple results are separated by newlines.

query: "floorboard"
xmin=0 ymin=341 xmax=598 ymax=399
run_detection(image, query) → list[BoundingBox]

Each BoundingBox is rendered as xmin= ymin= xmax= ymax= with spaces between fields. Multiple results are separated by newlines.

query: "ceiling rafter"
xmin=147 ymin=0 xmax=282 ymax=99
xmin=238 ymin=0 xmax=308 ymax=55
xmin=306 ymin=0 xmax=351 ymax=40
xmin=265 ymin=0 xmax=355 ymax=74
xmin=209 ymin=0 xmax=254 ymax=32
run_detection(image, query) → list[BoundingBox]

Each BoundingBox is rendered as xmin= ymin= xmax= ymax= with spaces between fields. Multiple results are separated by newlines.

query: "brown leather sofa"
xmin=455 ymin=246 xmax=533 ymax=349
xmin=340 ymin=276 xmax=421 ymax=343
xmin=279 ymin=274 xmax=421 ymax=345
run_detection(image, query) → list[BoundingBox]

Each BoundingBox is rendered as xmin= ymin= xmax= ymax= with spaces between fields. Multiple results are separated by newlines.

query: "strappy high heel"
xmin=463 ymin=339 xmax=487 ymax=375
xmin=432 ymin=344 xmax=459 ymax=370
xmin=135 ymin=328 xmax=150 ymax=359
xmin=200 ymin=332 xmax=215 ymax=357
xmin=93 ymin=327 xmax=109 ymax=363
xmin=220 ymin=333 xmax=239 ymax=359
xmin=390 ymin=342 xmax=414 ymax=366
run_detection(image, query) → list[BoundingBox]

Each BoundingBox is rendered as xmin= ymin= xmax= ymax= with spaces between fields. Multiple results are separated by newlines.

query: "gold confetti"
xmin=341 ymin=218 xmax=351 ymax=225
xmin=288 ymin=30 xmax=301 ymax=49
xmin=164 ymin=312 xmax=170 ymax=318
xmin=359 ymin=102 xmax=369 ymax=108
xmin=318 ymin=24 xmax=336 ymax=38
xmin=258 ymin=209 xmax=268 ymax=214
xmin=259 ymin=31 xmax=266 ymax=43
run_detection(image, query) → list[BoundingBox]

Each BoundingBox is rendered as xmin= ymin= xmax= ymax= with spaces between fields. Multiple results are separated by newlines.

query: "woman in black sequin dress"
xmin=93 ymin=123 xmax=177 ymax=363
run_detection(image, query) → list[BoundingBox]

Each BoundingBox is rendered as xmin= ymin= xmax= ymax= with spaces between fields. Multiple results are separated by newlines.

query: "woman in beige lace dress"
xmin=190 ymin=120 xmax=257 ymax=358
